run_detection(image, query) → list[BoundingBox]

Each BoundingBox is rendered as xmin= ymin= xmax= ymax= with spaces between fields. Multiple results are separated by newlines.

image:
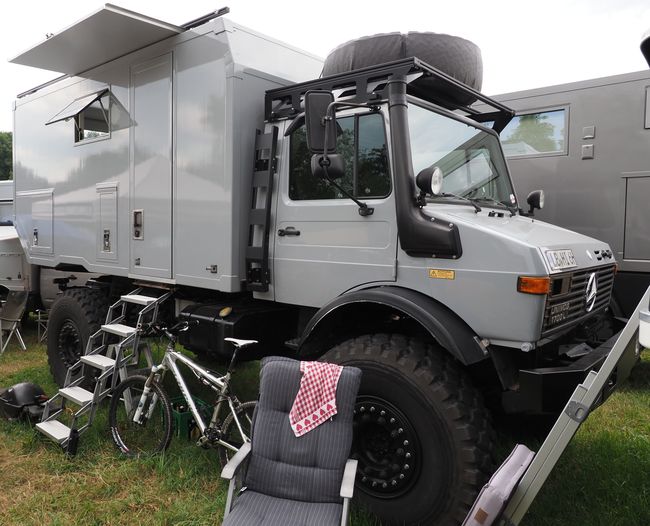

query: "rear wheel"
xmin=108 ymin=375 xmax=173 ymax=457
xmin=218 ymin=400 xmax=257 ymax=466
xmin=46 ymin=288 xmax=108 ymax=387
xmin=322 ymin=334 xmax=494 ymax=526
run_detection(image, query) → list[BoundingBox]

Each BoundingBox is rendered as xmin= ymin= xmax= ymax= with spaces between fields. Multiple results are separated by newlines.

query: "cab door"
xmin=272 ymin=110 xmax=397 ymax=307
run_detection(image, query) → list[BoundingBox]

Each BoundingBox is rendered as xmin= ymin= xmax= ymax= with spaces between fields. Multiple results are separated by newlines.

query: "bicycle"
xmin=108 ymin=321 xmax=258 ymax=465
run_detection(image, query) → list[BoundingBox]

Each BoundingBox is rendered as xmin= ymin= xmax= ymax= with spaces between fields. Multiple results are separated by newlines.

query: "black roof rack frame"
xmin=265 ymin=57 xmax=514 ymax=133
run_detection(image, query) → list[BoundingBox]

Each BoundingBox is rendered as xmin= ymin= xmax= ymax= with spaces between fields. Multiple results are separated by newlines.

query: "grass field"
xmin=0 ymin=321 xmax=648 ymax=525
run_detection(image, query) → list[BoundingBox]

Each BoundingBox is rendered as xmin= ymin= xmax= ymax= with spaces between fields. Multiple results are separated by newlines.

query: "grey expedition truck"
xmin=10 ymin=6 xmax=623 ymax=525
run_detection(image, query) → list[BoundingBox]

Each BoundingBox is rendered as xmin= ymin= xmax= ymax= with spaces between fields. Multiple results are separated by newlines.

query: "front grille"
xmin=541 ymin=264 xmax=616 ymax=337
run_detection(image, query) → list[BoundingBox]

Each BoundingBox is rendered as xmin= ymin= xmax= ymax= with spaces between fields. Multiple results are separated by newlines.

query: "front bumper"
xmin=502 ymin=329 xmax=641 ymax=414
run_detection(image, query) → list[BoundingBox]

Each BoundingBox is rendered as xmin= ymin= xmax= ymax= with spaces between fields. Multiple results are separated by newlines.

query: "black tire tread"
xmin=46 ymin=287 xmax=108 ymax=387
xmin=323 ymin=333 xmax=495 ymax=526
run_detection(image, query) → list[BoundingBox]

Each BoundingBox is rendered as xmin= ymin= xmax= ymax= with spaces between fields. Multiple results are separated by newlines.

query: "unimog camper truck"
xmin=11 ymin=5 xmax=623 ymax=525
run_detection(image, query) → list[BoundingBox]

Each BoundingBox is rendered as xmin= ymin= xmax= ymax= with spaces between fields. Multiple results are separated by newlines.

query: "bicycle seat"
xmin=224 ymin=338 xmax=259 ymax=349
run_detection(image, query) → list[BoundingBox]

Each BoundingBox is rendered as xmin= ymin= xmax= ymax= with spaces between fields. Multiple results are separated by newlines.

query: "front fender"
xmin=299 ymin=286 xmax=487 ymax=365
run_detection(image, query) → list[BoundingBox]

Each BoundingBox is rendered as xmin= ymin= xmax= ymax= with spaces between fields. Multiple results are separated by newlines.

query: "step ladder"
xmin=463 ymin=285 xmax=650 ymax=526
xmin=36 ymin=287 xmax=173 ymax=452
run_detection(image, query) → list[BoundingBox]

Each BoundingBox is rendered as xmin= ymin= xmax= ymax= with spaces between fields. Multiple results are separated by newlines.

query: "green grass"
xmin=0 ymin=321 xmax=648 ymax=525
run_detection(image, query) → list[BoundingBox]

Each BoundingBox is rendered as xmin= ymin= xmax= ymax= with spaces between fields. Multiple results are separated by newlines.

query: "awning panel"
xmin=10 ymin=4 xmax=182 ymax=75
xmin=45 ymin=89 xmax=108 ymax=125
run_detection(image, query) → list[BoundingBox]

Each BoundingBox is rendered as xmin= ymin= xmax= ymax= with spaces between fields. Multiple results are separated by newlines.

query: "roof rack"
xmin=265 ymin=57 xmax=514 ymax=132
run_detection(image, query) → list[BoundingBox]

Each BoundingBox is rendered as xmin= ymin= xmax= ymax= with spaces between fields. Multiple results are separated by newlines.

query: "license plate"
xmin=549 ymin=301 xmax=571 ymax=325
xmin=546 ymin=249 xmax=577 ymax=271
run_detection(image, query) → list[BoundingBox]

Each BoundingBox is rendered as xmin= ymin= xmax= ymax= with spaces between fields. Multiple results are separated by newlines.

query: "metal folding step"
xmin=120 ymin=294 xmax=157 ymax=306
xmin=36 ymin=286 xmax=174 ymax=453
xmin=80 ymin=354 xmax=115 ymax=370
xmin=59 ymin=386 xmax=94 ymax=406
xmin=36 ymin=420 xmax=71 ymax=444
xmin=101 ymin=323 xmax=137 ymax=338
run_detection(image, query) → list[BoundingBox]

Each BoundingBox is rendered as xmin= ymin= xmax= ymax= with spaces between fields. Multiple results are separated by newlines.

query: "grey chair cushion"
xmin=243 ymin=356 xmax=361 ymax=504
xmin=222 ymin=491 xmax=343 ymax=526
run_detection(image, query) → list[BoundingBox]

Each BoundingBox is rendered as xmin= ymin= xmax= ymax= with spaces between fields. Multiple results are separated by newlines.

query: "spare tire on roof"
xmin=322 ymin=32 xmax=483 ymax=106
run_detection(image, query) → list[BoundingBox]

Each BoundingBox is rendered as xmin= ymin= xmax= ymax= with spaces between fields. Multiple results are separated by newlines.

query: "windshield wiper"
xmin=472 ymin=197 xmax=517 ymax=217
xmin=436 ymin=192 xmax=482 ymax=213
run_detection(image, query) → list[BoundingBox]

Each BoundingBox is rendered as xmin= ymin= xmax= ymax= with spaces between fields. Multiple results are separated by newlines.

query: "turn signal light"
xmin=517 ymin=276 xmax=551 ymax=295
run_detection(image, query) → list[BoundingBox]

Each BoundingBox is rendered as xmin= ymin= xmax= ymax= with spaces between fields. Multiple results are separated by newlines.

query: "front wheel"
xmin=322 ymin=334 xmax=495 ymax=526
xmin=108 ymin=375 xmax=173 ymax=457
xmin=218 ymin=400 xmax=257 ymax=467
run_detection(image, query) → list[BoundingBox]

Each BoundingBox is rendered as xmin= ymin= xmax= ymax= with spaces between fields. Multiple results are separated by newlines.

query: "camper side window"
xmin=289 ymin=112 xmax=390 ymax=200
xmin=500 ymin=109 xmax=566 ymax=158
xmin=75 ymin=92 xmax=110 ymax=143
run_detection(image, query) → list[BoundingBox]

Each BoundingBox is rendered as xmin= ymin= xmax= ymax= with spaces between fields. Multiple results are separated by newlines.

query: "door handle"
xmin=278 ymin=227 xmax=301 ymax=237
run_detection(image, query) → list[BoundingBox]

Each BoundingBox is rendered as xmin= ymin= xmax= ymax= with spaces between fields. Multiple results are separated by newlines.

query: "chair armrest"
xmin=221 ymin=442 xmax=251 ymax=480
xmin=340 ymin=458 xmax=358 ymax=499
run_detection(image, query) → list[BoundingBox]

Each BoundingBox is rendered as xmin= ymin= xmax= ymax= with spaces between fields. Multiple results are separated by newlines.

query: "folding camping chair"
xmin=221 ymin=356 xmax=362 ymax=526
xmin=0 ymin=290 xmax=28 ymax=356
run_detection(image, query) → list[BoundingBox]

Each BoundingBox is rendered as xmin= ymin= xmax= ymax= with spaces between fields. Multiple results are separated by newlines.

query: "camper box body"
xmin=13 ymin=17 xmax=322 ymax=292
xmin=489 ymin=70 xmax=650 ymax=315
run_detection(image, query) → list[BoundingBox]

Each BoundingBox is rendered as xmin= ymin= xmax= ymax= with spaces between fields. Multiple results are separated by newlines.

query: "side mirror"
xmin=311 ymin=154 xmax=345 ymax=180
xmin=641 ymin=32 xmax=650 ymax=67
xmin=416 ymin=166 xmax=443 ymax=196
xmin=304 ymin=90 xmax=336 ymax=154
xmin=526 ymin=189 xmax=545 ymax=216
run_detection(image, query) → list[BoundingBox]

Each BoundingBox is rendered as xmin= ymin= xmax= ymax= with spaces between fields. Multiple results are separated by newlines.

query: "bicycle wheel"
xmin=108 ymin=375 xmax=173 ymax=457
xmin=218 ymin=400 xmax=257 ymax=466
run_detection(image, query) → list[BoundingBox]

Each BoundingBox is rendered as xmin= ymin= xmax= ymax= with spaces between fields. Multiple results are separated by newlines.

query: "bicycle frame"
xmin=132 ymin=348 xmax=248 ymax=453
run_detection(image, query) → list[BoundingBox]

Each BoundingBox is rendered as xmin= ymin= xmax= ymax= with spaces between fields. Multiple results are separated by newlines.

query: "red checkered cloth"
xmin=289 ymin=361 xmax=344 ymax=437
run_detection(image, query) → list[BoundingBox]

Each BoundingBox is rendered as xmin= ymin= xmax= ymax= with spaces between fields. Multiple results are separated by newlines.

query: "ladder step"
xmin=120 ymin=294 xmax=158 ymax=306
xmin=80 ymin=354 xmax=116 ymax=370
xmin=59 ymin=386 xmax=94 ymax=406
xmin=36 ymin=420 xmax=71 ymax=444
xmin=102 ymin=323 xmax=137 ymax=338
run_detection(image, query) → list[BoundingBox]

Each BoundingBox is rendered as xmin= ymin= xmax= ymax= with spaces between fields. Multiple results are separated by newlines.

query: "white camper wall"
xmin=13 ymin=15 xmax=322 ymax=293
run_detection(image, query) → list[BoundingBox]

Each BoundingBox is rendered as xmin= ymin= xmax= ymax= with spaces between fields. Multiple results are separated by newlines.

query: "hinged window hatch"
xmin=46 ymin=89 xmax=109 ymax=126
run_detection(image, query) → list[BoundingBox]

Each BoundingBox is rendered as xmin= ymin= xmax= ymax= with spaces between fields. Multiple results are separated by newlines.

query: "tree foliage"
xmin=0 ymin=132 xmax=12 ymax=180
xmin=503 ymin=114 xmax=559 ymax=154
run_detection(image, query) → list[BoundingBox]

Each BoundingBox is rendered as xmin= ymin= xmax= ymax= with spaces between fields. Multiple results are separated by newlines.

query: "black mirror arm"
xmin=318 ymin=101 xmax=376 ymax=217
xmin=318 ymin=158 xmax=374 ymax=216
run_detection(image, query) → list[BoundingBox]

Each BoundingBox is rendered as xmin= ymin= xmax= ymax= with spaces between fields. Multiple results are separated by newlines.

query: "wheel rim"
xmin=353 ymin=395 xmax=421 ymax=498
xmin=57 ymin=320 xmax=83 ymax=367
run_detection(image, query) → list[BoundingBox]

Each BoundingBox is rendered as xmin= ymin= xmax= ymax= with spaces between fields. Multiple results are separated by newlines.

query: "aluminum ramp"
xmin=464 ymin=285 xmax=650 ymax=526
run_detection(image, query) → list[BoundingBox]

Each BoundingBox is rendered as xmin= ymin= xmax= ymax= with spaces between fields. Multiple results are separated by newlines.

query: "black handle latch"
xmin=278 ymin=227 xmax=301 ymax=237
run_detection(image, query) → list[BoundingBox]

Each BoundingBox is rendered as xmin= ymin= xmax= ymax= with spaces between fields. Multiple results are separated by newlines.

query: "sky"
xmin=1 ymin=0 xmax=650 ymax=131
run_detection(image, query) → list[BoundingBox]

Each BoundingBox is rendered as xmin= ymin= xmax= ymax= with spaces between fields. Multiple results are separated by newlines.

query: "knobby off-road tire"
xmin=46 ymin=287 xmax=108 ymax=387
xmin=108 ymin=375 xmax=173 ymax=457
xmin=218 ymin=400 xmax=257 ymax=467
xmin=322 ymin=334 xmax=495 ymax=526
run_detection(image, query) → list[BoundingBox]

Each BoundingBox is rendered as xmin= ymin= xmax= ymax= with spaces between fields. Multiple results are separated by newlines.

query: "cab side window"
xmin=289 ymin=112 xmax=390 ymax=200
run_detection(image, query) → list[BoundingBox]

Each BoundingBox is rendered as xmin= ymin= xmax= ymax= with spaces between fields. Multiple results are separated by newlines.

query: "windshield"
xmin=408 ymin=103 xmax=516 ymax=207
